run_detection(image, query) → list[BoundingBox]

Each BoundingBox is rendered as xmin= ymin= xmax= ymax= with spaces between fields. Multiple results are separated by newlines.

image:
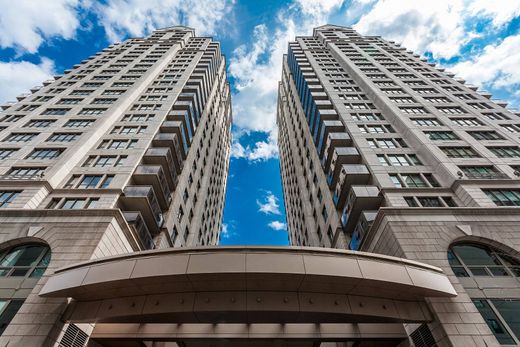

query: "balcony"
xmin=132 ymin=165 xmax=172 ymax=209
xmin=143 ymin=147 xmax=177 ymax=187
xmin=317 ymin=120 xmax=344 ymax=158
xmin=123 ymin=212 xmax=154 ymax=250
xmin=327 ymin=147 xmax=361 ymax=187
xmin=349 ymin=210 xmax=378 ymax=251
xmin=159 ymin=121 xmax=189 ymax=158
xmin=168 ymin=109 xmax=194 ymax=149
xmin=322 ymin=132 xmax=351 ymax=171
xmin=331 ymin=164 xmax=370 ymax=208
xmin=120 ymin=186 xmax=163 ymax=235
xmin=16 ymin=93 xmax=31 ymax=101
xmin=340 ymin=186 xmax=382 ymax=235
xmin=151 ymin=133 xmax=183 ymax=173
xmin=311 ymin=108 xmax=337 ymax=142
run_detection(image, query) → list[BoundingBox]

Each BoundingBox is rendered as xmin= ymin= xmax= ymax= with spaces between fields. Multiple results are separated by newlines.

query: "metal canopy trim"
xmin=39 ymin=246 xmax=456 ymax=324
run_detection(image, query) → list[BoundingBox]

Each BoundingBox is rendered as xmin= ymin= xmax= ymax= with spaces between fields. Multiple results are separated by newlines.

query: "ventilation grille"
xmin=410 ymin=323 xmax=437 ymax=347
xmin=58 ymin=324 xmax=88 ymax=347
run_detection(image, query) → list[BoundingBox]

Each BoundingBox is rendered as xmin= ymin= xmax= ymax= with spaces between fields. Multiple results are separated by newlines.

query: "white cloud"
xmin=0 ymin=0 xmax=81 ymax=53
xmin=0 ymin=59 xmax=55 ymax=103
xmin=468 ymin=0 xmax=520 ymax=27
xmin=354 ymin=0 xmax=468 ymax=59
xmin=257 ymin=192 xmax=281 ymax=215
xmin=268 ymin=220 xmax=287 ymax=231
xmin=231 ymin=129 xmax=279 ymax=162
xmin=221 ymin=223 xmax=230 ymax=239
xmin=450 ymin=34 xmax=520 ymax=91
xmin=95 ymin=0 xmax=234 ymax=42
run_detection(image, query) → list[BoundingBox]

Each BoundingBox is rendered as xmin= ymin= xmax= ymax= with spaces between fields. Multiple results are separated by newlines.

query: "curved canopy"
xmin=40 ymin=246 xmax=456 ymax=324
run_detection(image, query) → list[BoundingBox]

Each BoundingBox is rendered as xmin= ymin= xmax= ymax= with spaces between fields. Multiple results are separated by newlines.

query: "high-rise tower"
xmin=0 ymin=26 xmax=231 ymax=344
xmin=278 ymin=25 xmax=520 ymax=346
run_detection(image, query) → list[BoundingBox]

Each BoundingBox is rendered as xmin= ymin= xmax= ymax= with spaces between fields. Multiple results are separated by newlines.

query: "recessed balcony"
xmin=340 ymin=186 xmax=382 ymax=235
xmin=132 ymin=165 xmax=172 ymax=210
xmin=331 ymin=164 xmax=370 ymax=208
xmin=120 ymin=186 xmax=163 ymax=235
xmin=317 ymin=120 xmax=344 ymax=158
xmin=123 ymin=211 xmax=154 ymax=250
xmin=143 ymin=147 xmax=177 ymax=187
xmin=349 ymin=210 xmax=378 ymax=251
xmin=322 ymin=132 xmax=352 ymax=170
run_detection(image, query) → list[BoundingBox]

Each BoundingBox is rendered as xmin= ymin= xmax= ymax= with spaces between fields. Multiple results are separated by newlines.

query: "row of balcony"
xmin=289 ymin=45 xmax=383 ymax=249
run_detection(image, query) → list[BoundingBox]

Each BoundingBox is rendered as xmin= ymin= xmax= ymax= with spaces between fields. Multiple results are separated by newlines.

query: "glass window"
xmin=473 ymin=299 xmax=515 ymax=344
xmin=485 ymin=190 xmax=520 ymax=206
xmin=0 ymin=191 xmax=20 ymax=208
xmin=449 ymin=243 xmax=520 ymax=278
xmin=0 ymin=244 xmax=50 ymax=279
xmin=79 ymin=175 xmax=102 ymax=188
xmin=0 ymin=300 xmax=25 ymax=335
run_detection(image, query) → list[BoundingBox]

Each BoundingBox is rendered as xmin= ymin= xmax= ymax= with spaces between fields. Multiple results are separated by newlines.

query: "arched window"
xmin=0 ymin=244 xmax=50 ymax=279
xmin=448 ymin=243 xmax=520 ymax=344
xmin=448 ymin=243 xmax=520 ymax=278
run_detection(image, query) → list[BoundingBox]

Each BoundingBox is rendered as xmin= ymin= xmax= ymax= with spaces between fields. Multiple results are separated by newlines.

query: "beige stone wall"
xmin=0 ymin=210 xmax=134 ymax=347
xmin=364 ymin=208 xmax=520 ymax=347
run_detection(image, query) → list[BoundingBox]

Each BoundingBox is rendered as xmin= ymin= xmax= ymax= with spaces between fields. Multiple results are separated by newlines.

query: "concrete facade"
xmin=278 ymin=25 xmax=520 ymax=346
xmin=0 ymin=26 xmax=231 ymax=346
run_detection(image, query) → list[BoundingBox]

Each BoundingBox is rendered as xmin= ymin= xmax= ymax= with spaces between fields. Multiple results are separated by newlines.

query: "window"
xmin=8 ymin=167 xmax=45 ymax=178
xmin=70 ymin=90 xmax=93 ymax=96
xmin=400 ymin=107 xmax=428 ymax=114
xmin=0 ymin=191 xmax=20 ymax=207
xmin=27 ymin=148 xmax=63 ymax=160
xmin=390 ymin=174 xmax=427 ymax=187
xmin=484 ymin=189 xmax=520 ymax=206
xmin=451 ymin=118 xmax=482 ymax=126
xmin=460 ymin=166 xmax=503 ymax=179
xmin=488 ymin=146 xmax=520 ymax=158
xmin=436 ymin=106 xmax=465 ymax=114
xmin=440 ymin=147 xmax=480 ymax=158
xmin=102 ymin=90 xmax=125 ymax=95
xmin=0 ymin=299 xmax=25 ymax=334
xmin=378 ymin=154 xmax=421 ymax=166
xmin=91 ymin=98 xmax=116 ymax=105
xmin=350 ymin=113 xmax=382 ymax=121
xmin=448 ymin=243 xmax=519 ymax=278
xmin=41 ymin=108 xmax=70 ymax=116
xmin=47 ymin=133 xmax=80 ymax=142
xmin=24 ymin=119 xmax=55 ymax=128
xmin=473 ymin=299 xmax=519 ymax=345
xmin=60 ymin=198 xmax=98 ymax=209
xmin=57 ymin=98 xmax=82 ymax=105
xmin=412 ymin=118 xmax=441 ymax=126
xmin=358 ymin=125 xmax=394 ymax=133
xmin=405 ymin=196 xmax=456 ymax=207
xmin=500 ymin=124 xmax=520 ymax=133
xmin=468 ymin=131 xmax=503 ymax=141
xmin=83 ymin=155 xmax=126 ymax=167
xmin=424 ymin=131 xmax=458 ymax=140
xmin=0 ymin=149 xmax=17 ymax=160
xmin=78 ymin=108 xmax=107 ymax=115
xmin=78 ymin=175 xmax=102 ymax=188
xmin=0 ymin=244 xmax=50 ymax=278
xmin=64 ymin=119 xmax=94 ymax=128
xmin=3 ymin=133 xmax=37 ymax=142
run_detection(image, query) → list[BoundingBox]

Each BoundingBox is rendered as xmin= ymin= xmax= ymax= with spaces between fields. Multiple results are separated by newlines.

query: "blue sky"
xmin=0 ymin=0 xmax=519 ymax=246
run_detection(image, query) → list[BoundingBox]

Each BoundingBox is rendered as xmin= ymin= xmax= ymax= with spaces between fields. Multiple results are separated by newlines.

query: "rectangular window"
xmin=460 ymin=166 xmax=502 ymax=179
xmin=64 ymin=119 xmax=95 ymax=128
xmin=3 ymin=133 xmax=37 ymax=142
xmin=47 ymin=133 xmax=80 ymax=142
xmin=24 ymin=120 xmax=55 ymax=128
xmin=78 ymin=108 xmax=107 ymax=115
xmin=424 ymin=131 xmax=458 ymax=140
xmin=0 ymin=191 xmax=20 ymax=208
xmin=78 ymin=175 xmax=102 ymax=188
xmin=468 ymin=131 xmax=503 ymax=140
xmin=91 ymin=98 xmax=116 ymax=105
xmin=412 ymin=118 xmax=442 ymax=126
xmin=441 ymin=147 xmax=480 ymax=158
xmin=451 ymin=118 xmax=482 ymax=126
xmin=0 ymin=149 xmax=17 ymax=160
xmin=27 ymin=148 xmax=63 ymax=160
xmin=8 ymin=167 xmax=45 ymax=178
xmin=488 ymin=147 xmax=520 ymax=158
xmin=57 ymin=99 xmax=82 ymax=105
xmin=378 ymin=154 xmax=421 ymax=166
xmin=484 ymin=190 xmax=520 ymax=206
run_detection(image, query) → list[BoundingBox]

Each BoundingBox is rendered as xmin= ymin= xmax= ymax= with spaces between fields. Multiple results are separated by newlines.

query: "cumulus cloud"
xmin=0 ymin=59 xmax=55 ymax=103
xmin=450 ymin=34 xmax=520 ymax=92
xmin=231 ymin=129 xmax=279 ymax=162
xmin=268 ymin=220 xmax=287 ymax=231
xmin=0 ymin=0 xmax=82 ymax=53
xmin=354 ymin=0 xmax=468 ymax=59
xmin=257 ymin=192 xmax=281 ymax=215
xmin=468 ymin=0 xmax=520 ymax=27
xmin=95 ymin=0 xmax=234 ymax=42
